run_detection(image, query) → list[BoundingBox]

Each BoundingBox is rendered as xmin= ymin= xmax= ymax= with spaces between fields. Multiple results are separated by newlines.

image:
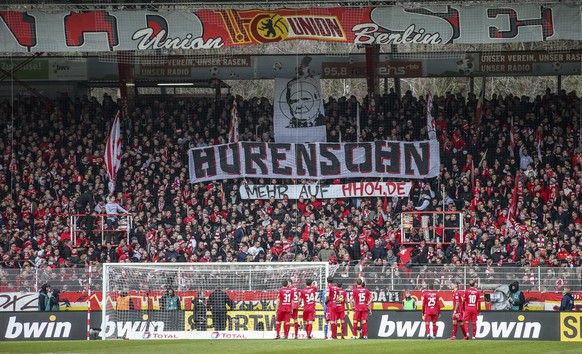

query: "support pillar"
xmin=117 ymin=51 xmax=135 ymax=119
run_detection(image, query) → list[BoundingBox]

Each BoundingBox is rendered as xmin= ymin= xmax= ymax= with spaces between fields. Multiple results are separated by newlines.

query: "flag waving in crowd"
xmin=104 ymin=111 xmax=122 ymax=193
xmin=506 ymin=169 xmax=521 ymax=234
xmin=509 ymin=117 xmax=516 ymax=158
xmin=229 ymin=99 xmax=239 ymax=143
xmin=426 ymin=91 xmax=437 ymax=140
xmin=536 ymin=129 xmax=543 ymax=162
xmin=475 ymin=80 xmax=485 ymax=126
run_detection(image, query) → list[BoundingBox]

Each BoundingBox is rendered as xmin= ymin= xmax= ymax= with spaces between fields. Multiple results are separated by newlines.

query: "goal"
xmin=101 ymin=262 xmax=338 ymax=340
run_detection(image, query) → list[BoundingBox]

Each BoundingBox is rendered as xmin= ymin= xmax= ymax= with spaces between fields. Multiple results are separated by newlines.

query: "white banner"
xmin=240 ymin=181 xmax=412 ymax=200
xmin=0 ymin=293 xmax=38 ymax=312
xmin=273 ymin=73 xmax=327 ymax=143
xmin=189 ymin=140 xmax=440 ymax=183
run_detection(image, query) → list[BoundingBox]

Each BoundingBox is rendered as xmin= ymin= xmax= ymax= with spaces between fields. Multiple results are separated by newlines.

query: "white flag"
xmin=427 ymin=91 xmax=437 ymax=140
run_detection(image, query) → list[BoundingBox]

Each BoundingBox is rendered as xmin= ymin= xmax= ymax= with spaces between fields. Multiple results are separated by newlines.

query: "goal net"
xmin=101 ymin=262 xmax=338 ymax=340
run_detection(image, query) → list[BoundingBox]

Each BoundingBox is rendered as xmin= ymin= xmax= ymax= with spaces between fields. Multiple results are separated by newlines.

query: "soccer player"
xmin=351 ymin=279 xmax=372 ymax=340
xmin=325 ymin=276 xmax=337 ymax=339
xmin=335 ymin=283 xmax=348 ymax=339
xmin=275 ymin=279 xmax=293 ymax=339
xmin=448 ymin=281 xmax=467 ymax=340
xmin=421 ymin=283 xmax=441 ymax=339
xmin=463 ymin=280 xmax=481 ymax=340
xmin=300 ymin=279 xmax=318 ymax=339
xmin=289 ymin=279 xmax=300 ymax=339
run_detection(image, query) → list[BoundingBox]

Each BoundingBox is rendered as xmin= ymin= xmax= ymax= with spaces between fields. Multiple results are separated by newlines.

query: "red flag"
xmin=228 ymin=99 xmax=239 ymax=143
xmin=506 ymin=170 xmax=521 ymax=234
xmin=104 ymin=111 xmax=122 ymax=193
xmin=399 ymin=247 xmax=413 ymax=265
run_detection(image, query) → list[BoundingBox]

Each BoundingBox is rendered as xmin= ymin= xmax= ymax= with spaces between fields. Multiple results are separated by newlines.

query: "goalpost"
xmin=101 ymin=262 xmax=338 ymax=340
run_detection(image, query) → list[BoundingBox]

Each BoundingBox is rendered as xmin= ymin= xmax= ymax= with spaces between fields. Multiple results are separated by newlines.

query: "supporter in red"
xmin=557 ymin=245 xmax=571 ymax=260
xmin=0 ymin=89 xmax=580 ymax=295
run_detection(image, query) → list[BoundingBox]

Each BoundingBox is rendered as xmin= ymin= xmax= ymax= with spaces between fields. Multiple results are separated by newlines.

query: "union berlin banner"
xmin=1 ymin=4 xmax=580 ymax=53
xmin=240 ymin=182 xmax=412 ymax=200
xmin=273 ymin=71 xmax=327 ymax=143
xmin=188 ymin=140 xmax=440 ymax=183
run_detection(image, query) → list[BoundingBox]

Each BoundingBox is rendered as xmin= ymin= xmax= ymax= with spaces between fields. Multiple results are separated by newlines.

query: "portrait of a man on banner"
xmin=274 ymin=56 xmax=327 ymax=143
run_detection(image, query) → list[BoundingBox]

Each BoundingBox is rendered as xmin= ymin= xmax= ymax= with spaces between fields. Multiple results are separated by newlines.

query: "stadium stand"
xmin=0 ymin=89 xmax=580 ymax=288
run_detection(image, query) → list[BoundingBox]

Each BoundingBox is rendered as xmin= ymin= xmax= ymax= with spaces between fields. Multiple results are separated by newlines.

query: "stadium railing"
xmin=69 ymin=213 xmax=134 ymax=245
xmin=1 ymin=263 xmax=579 ymax=293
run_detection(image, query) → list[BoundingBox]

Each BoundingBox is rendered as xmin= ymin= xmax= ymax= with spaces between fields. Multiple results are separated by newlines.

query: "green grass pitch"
xmin=1 ymin=340 xmax=580 ymax=354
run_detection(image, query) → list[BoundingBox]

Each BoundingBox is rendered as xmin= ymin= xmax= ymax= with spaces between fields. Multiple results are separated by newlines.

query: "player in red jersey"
xmin=448 ymin=281 xmax=467 ymax=340
xmin=275 ymin=279 xmax=294 ymax=339
xmin=463 ymin=280 xmax=481 ymax=340
xmin=325 ymin=276 xmax=337 ymax=339
xmin=422 ymin=283 xmax=441 ymax=339
xmin=289 ymin=279 xmax=300 ymax=339
xmin=334 ymin=283 xmax=348 ymax=339
xmin=300 ymin=279 xmax=318 ymax=339
xmin=350 ymin=278 xmax=372 ymax=340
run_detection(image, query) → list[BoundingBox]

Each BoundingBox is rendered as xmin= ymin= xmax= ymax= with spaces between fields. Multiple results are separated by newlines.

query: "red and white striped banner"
xmin=104 ymin=111 xmax=122 ymax=192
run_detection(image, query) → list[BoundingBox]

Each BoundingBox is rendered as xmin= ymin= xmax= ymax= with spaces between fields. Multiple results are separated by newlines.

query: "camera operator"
xmin=49 ymin=289 xmax=61 ymax=311
xmin=508 ymin=281 xmax=525 ymax=311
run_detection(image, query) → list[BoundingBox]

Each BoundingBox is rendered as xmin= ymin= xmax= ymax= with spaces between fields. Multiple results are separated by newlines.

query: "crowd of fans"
xmin=0 ymin=87 xmax=581 ymax=281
